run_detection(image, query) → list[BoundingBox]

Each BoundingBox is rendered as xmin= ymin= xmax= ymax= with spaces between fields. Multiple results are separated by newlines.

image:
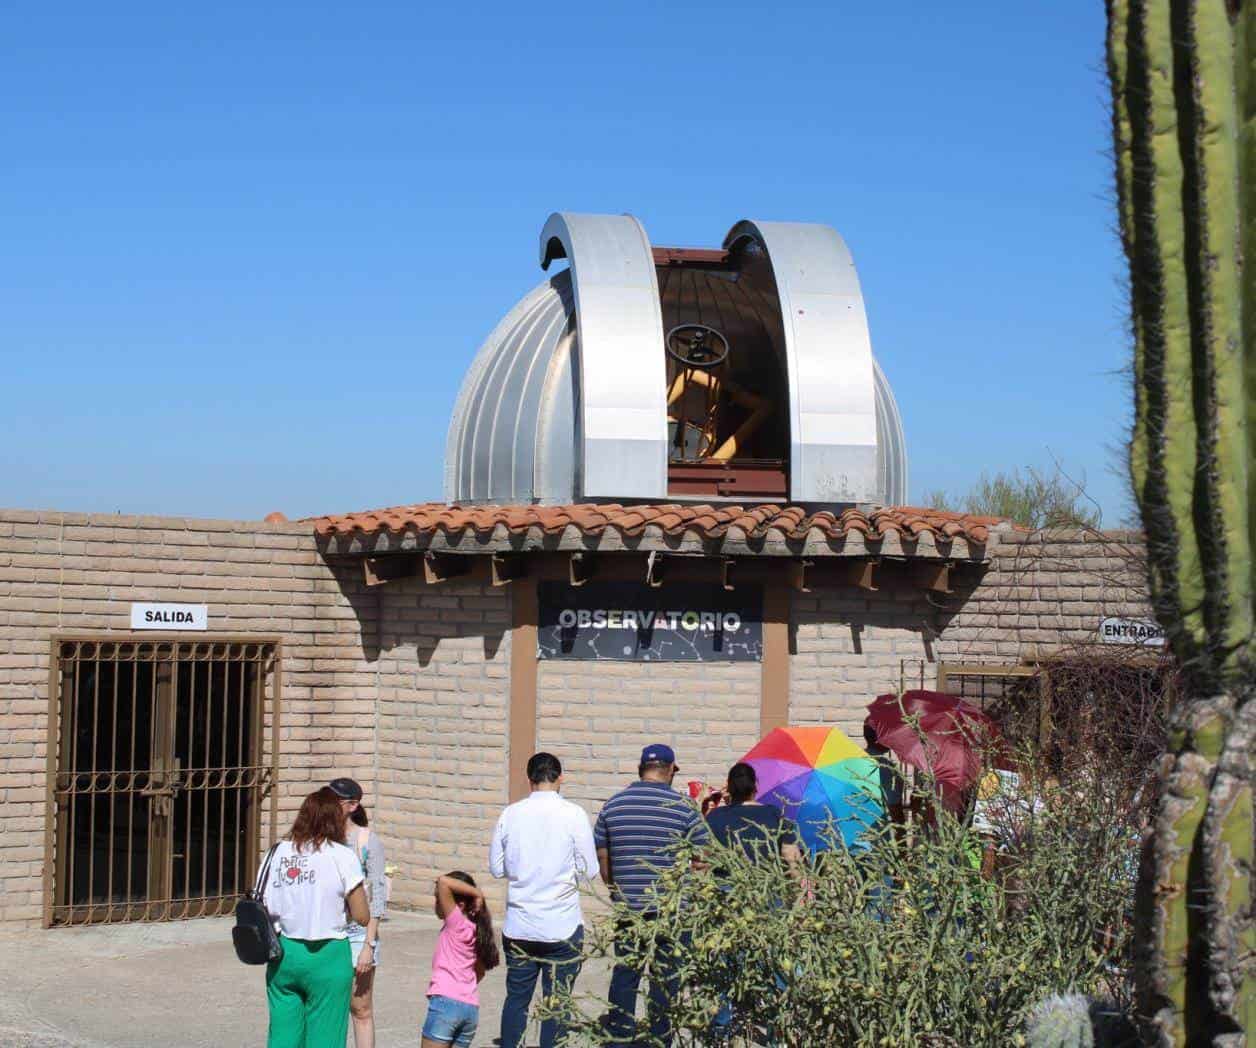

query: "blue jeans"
xmin=710 ymin=955 xmax=784 ymax=1045
xmin=500 ymin=926 xmax=584 ymax=1048
xmin=604 ymin=917 xmax=680 ymax=1048
xmin=421 ymin=994 xmax=478 ymax=1048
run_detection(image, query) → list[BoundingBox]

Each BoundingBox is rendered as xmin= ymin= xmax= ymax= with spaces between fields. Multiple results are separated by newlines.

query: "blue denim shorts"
xmin=422 ymin=994 xmax=479 ymax=1048
xmin=347 ymin=928 xmax=381 ymax=968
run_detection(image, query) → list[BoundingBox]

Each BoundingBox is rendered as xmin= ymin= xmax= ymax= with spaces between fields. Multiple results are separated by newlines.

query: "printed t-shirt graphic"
xmin=260 ymin=839 xmax=364 ymax=940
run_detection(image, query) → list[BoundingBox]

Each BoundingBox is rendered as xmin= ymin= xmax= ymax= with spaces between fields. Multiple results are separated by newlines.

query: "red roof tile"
xmin=310 ymin=502 xmax=1007 ymax=549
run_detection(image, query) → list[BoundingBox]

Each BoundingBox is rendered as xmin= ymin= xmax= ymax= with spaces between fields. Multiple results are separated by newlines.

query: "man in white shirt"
xmin=490 ymin=751 xmax=598 ymax=1048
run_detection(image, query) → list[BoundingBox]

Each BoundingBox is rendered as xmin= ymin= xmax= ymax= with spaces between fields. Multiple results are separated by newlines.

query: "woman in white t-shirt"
xmin=260 ymin=787 xmax=370 ymax=1048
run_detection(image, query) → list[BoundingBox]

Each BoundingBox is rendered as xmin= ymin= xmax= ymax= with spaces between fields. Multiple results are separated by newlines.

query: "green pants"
xmin=266 ymin=935 xmax=353 ymax=1048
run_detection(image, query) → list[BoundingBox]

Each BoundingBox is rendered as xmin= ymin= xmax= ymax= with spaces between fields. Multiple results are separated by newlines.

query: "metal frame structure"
xmin=539 ymin=212 xmax=669 ymax=500
xmin=936 ymin=661 xmax=1050 ymax=747
xmin=723 ymin=220 xmax=880 ymax=503
xmin=43 ymin=635 xmax=281 ymax=927
xmin=446 ymin=211 xmax=908 ymax=507
xmin=937 ymin=653 xmax=1176 ymax=759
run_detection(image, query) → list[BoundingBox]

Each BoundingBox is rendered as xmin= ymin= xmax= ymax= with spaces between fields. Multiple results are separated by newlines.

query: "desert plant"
xmin=539 ymin=769 xmax=1139 ymax=1047
xmin=1009 ymin=650 xmax=1173 ymax=813
xmin=1026 ymin=994 xmax=1096 ymax=1048
xmin=1024 ymin=993 xmax=1141 ymax=1048
xmin=1105 ymin=1 xmax=1254 ymax=1042
xmin=924 ymin=466 xmax=1100 ymax=530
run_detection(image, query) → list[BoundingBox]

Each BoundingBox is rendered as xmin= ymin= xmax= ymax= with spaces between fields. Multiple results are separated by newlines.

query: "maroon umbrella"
xmin=865 ymin=690 xmax=1001 ymax=813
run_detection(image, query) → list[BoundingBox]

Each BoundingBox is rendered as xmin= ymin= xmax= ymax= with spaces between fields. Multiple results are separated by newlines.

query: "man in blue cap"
xmin=595 ymin=743 xmax=709 ymax=1046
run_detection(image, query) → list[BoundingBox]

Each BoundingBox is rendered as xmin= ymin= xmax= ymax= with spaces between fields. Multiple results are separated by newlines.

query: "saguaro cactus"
xmin=1106 ymin=1 xmax=1254 ymax=1043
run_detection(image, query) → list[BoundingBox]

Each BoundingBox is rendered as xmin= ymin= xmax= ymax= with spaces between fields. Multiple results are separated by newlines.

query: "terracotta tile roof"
xmin=310 ymin=503 xmax=1008 ymax=559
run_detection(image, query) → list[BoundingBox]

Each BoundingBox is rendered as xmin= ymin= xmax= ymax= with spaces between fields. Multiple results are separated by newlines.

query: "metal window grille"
xmin=898 ymin=658 xmax=933 ymax=694
xmin=44 ymin=637 xmax=280 ymax=927
xmin=936 ymin=662 xmax=1050 ymax=748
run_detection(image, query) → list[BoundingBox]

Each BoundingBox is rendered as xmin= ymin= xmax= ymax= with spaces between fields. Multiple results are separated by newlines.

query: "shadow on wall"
xmin=791 ymin=568 xmax=984 ymax=656
xmin=786 ymin=572 xmax=985 ymax=735
xmin=324 ymin=550 xmax=985 ymax=670
xmin=322 ymin=554 xmax=508 ymax=666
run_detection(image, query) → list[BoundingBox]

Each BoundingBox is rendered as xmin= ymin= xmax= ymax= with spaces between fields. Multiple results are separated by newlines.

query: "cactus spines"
xmin=1106 ymin=1 xmax=1254 ymax=1044
xmin=1109 ymin=0 xmax=1252 ymax=681
xmin=1025 ymin=994 xmax=1097 ymax=1048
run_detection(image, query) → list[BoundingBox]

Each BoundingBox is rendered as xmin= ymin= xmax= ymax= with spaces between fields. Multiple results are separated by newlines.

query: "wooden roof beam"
xmin=362 ymin=555 xmax=419 ymax=587
xmin=913 ymin=562 xmax=951 ymax=594
xmin=569 ymin=552 xmax=596 ymax=587
xmin=787 ymin=558 xmax=813 ymax=593
xmin=646 ymin=551 xmax=666 ymax=588
xmin=424 ymin=552 xmax=471 ymax=584
xmin=491 ymin=554 xmax=525 ymax=586
xmin=844 ymin=558 xmax=878 ymax=591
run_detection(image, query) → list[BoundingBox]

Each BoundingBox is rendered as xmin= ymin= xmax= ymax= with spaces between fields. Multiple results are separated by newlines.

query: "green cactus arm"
xmin=1146 ymin=723 xmax=1211 ymax=1045
xmin=1241 ymin=1 xmax=1256 ymax=660
xmin=1184 ymin=0 xmax=1252 ymax=675
xmin=1109 ymin=0 xmax=1151 ymax=508
xmin=1114 ymin=2 xmax=1153 ymax=529
xmin=1109 ymin=2 xmax=1254 ymax=1041
xmin=1131 ymin=0 xmax=1207 ymax=657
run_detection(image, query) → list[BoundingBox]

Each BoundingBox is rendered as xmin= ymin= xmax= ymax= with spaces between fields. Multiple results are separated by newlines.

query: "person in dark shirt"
xmin=705 ymin=763 xmax=800 ymax=864
xmin=704 ymin=763 xmax=798 ymax=1044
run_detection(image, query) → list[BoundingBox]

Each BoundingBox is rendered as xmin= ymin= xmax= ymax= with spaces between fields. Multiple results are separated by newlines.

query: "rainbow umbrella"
xmin=740 ymin=726 xmax=885 ymax=852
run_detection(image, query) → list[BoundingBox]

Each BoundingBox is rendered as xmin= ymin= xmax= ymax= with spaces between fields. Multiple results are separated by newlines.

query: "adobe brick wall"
xmin=372 ymin=577 xmax=510 ymax=914
xmin=0 ymin=509 xmax=375 ymax=926
xmin=790 ymin=587 xmax=930 ymax=739
xmin=535 ymin=659 xmax=761 ymax=816
xmin=941 ymin=529 xmax=1150 ymax=655
xmin=788 ymin=528 xmax=1152 ymax=732
xmin=1 ymin=510 xmax=1154 ymax=930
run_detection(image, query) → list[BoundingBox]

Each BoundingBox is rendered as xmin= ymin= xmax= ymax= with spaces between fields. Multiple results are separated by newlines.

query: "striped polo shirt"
xmin=594 ymin=780 xmax=709 ymax=911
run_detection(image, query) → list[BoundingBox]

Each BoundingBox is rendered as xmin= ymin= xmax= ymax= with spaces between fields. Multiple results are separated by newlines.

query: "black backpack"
xmin=232 ymin=843 xmax=284 ymax=965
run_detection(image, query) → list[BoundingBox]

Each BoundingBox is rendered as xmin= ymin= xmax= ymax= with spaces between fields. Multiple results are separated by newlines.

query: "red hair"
xmin=289 ymin=787 xmax=346 ymax=851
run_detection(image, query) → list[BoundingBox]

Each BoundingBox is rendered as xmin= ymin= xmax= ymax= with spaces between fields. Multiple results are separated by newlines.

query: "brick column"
xmin=760 ymin=584 xmax=790 ymax=736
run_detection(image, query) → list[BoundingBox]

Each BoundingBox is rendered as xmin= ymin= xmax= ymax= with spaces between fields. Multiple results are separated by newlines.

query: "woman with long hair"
xmin=420 ymin=871 xmax=501 ymax=1048
xmin=327 ymin=778 xmax=387 ymax=1048
xmin=260 ymin=787 xmax=370 ymax=1048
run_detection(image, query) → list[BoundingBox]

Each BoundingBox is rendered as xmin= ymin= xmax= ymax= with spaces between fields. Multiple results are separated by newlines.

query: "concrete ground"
xmin=0 ymin=912 xmax=614 ymax=1047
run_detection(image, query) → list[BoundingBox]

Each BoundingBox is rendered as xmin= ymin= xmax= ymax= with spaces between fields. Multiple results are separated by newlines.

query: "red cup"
xmin=687 ymin=780 xmax=703 ymax=799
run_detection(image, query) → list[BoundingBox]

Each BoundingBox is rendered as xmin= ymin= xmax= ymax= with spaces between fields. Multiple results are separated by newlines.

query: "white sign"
xmin=130 ymin=602 xmax=208 ymax=631
xmin=1099 ymin=617 xmax=1165 ymax=647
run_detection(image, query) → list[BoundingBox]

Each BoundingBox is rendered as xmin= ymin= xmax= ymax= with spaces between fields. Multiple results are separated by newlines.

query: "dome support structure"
xmin=723 ymin=220 xmax=880 ymax=503
xmin=446 ymin=211 xmax=907 ymax=508
xmin=539 ymin=212 xmax=669 ymax=500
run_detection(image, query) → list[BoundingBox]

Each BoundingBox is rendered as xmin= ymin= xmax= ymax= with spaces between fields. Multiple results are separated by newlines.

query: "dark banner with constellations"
xmin=537 ymin=582 xmax=763 ymax=662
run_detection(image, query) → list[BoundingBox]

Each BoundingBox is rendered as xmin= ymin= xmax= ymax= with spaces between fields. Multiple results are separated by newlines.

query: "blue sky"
xmin=1 ymin=3 xmax=1133 ymax=524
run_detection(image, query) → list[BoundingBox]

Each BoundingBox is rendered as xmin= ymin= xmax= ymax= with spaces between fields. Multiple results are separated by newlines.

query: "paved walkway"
xmin=0 ymin=913 xmax=613 ymax=1047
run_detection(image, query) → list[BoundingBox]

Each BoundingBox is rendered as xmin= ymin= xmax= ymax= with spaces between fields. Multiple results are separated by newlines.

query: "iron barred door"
xmin=46 ymin=638 xmax=279 ymax=926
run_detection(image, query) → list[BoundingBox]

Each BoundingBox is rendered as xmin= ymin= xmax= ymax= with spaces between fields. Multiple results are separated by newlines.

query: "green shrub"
xmin=540 ymin=768 xmax=1139 ymax=1046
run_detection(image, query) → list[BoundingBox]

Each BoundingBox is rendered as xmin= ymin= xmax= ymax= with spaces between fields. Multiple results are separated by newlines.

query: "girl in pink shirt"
xmin=420 ymin=872 xmax=501 ymax=1048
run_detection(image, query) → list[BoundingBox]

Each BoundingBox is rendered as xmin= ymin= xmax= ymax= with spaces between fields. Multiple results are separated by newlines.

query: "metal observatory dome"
xmin=445 ymin=212 xmax=907 ymax=507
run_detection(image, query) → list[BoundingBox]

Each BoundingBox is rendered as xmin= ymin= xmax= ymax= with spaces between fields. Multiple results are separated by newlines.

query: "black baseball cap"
xmin=328 ymin=777 xmax=363 ymax=801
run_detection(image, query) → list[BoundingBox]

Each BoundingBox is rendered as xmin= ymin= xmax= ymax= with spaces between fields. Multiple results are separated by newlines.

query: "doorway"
xmin=45 ymin=637 xmax=280 ymax=926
